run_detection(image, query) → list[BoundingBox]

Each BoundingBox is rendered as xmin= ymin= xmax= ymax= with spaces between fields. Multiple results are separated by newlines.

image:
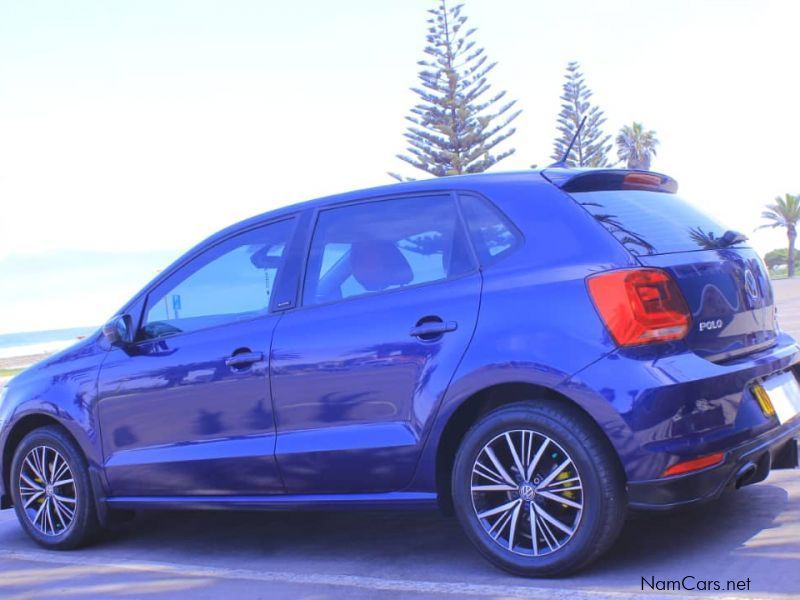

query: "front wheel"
xmin=452 ymin=401 xmax=626 ymax=577
xmin=10 ymin=426 xmax=99 ymax=549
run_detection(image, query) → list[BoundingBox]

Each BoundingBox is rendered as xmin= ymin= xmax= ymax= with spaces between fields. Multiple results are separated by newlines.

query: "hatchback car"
xmin=1 ymin=168 xmax=799 ymax=576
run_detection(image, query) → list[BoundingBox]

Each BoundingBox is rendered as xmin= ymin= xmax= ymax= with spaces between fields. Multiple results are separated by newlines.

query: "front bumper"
xmin=628 ymin=416 xmax=800 ymax=510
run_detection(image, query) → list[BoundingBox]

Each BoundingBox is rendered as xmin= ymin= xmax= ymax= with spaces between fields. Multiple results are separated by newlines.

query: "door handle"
xmin=409 ymin=321 xmax=458 ymax=338
xmin=225 ymin=351 xmax=264 ymax=368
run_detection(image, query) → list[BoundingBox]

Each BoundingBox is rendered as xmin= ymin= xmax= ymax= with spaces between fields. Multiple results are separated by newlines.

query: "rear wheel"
xmin=10 ymin=426 xmax=99 ymax=549
xmin=452 ymin=401 xmax=626 ymax=577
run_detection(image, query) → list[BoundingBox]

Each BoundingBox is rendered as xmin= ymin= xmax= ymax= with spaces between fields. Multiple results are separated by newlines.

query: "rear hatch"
xmin=559 ymin=171 xmax=776 ymax=362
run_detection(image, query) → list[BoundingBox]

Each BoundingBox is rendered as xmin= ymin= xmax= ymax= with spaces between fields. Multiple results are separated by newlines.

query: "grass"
xmin=0 ymin=367 xmax=26 ymax=378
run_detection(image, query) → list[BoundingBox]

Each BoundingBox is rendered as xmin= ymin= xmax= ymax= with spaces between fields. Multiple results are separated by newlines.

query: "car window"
xmin=573 ymin=190 xmax=741 ymax=256
xmin=142 ymin=218 xmax=295 ymax=338
xmin=304 ymin=195 xmax=474 ymax=305
xmin=459 ymin=194 xmax=521 ymax=264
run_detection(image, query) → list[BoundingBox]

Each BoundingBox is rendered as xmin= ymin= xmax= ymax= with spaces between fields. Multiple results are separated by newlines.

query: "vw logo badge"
xmin=744 ymin=269 xmax=759 ymax=301
xmin=519 ymin=483 xmax=536 ymax=501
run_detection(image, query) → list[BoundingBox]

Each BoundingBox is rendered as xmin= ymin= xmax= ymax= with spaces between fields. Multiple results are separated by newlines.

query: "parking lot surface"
xmin=1 ymin=278 xmax=799 ymax=599
xmin=0 ymin=472 xmax=798 ymax=599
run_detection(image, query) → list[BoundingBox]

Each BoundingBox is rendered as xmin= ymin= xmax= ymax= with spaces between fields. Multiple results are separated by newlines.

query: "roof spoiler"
xmin=542 ymin=168 xmax=678 ymax=194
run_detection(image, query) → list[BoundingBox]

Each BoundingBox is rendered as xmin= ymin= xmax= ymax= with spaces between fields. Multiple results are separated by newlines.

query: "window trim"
xmin=296 ymin=191 xmax=480 ymax=311
xmin=135 ymin=215 xmax=298 ymax=341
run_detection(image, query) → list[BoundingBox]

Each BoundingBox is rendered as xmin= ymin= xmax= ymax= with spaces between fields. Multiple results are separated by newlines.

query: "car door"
xmin=96 ymin=217 xmax=297 ymax=497
xmin=270 ymin=193 xmax=482 ymax=494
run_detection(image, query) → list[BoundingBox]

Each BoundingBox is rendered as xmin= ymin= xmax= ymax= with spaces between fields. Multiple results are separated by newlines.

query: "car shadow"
xmin=94 ymin=476 xmax=798 ymax=594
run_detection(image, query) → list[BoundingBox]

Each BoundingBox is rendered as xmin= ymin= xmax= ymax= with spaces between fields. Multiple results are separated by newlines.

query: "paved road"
xmin=1 ymin=280 xmax=800 ymax=599
xmin=0 ymin=471 xmax=798 ymax=599
xmin=0 ymin=471 xmax=800 ymax=599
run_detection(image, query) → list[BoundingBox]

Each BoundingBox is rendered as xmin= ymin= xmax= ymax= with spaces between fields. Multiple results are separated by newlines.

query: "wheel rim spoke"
xmin=45 ymin=498 xmax=56 ymax=535
xmin=507 ymin=500 xmax=522 ymax=550
xmin=483 ymin=447 xmax=516 ymax=487
xmin=471 ymin=429 xmax=583 ymax=558
xmin=537 ymin=458 xmax=572 ymax=490
xmin=534 ymin=502 xmax=575 ymax=536
xmin=52 ymin=497 xmax=67 ymax=530
xmin=24 ymin=457 xmax=45 ymax=483
xmin=37 ymin=448 xmax=48 ymax=482
xmin=19 ymin=445 xmax=77 ymax=536
xmin=473 ymin=460 xmax=510 ymax=486
xmin=23 ymin=491 xmax=44 ymax=508
xmin=33 ymin=499 xmax=48 ymax=530
xmin=529 ymin=503 xmax=539 ymax=556
xmin=478 ymin=498 xmax=521 ymax=520
xmin=20 ymin=472 xmax=43 ymax=491
xmin=52 ymin=459 xmax=70 ymax=484
xmin=525 ymin=437 xmax=549 ymax=481
xmin=504 ymin=433 xmax=525 ymax=479
xmin=538 ymin=490 xmax=583 ymax=510
xmin=471 ymin=483 xmax=517 ymax=492
xmin=537 ymin=509 xmax=559 ymax=550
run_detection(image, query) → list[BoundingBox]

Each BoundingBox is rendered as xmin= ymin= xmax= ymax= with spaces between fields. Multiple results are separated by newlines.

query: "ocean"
xmin=0 ymin=326 xmax=97 ymax=359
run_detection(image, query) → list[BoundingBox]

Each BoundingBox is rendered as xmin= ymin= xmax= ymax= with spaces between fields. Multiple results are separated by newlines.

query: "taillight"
xmin=587 ymin=268 xmax=691 ymax=346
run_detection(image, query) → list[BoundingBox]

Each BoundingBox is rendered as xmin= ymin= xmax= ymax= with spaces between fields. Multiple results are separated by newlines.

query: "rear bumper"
xmin=628 ymin=416 xmax=800 ymax=510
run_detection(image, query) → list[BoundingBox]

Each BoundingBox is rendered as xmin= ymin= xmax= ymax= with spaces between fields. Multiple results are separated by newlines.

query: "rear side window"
xmin=459 ymin=194 xmax=521 ymax=264
xmin=573 ymin=190 xmax=742 ymax=256
xmin=303 ymin=194 xmax=474 ymax=305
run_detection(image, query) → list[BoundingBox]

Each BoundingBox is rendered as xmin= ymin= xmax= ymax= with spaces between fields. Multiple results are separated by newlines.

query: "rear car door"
xmin=96 ymin=217 xmax=296 ymax=497
xmin=270 ymin=193 xmax=481 ymax=494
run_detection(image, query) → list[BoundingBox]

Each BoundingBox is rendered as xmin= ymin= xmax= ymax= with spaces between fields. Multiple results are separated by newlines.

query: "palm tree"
xmin=759 ymin=194 xmax=800 ymax=277
xmin=615 ymin=122 xmax=659 ymax=170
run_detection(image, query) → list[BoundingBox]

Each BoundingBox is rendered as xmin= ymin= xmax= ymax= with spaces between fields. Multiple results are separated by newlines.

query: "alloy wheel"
xmin=18 ymin=445 xmax=78 ymax=536
xmin=470 ymin=429 xmax=583 ymax=556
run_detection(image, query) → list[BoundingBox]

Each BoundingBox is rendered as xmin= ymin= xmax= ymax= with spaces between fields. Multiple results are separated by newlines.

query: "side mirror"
xmin=102 ymin=314 xmax=134 ymax=346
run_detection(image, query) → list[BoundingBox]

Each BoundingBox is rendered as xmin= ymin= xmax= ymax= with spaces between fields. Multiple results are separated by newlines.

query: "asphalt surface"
xmin=1 ymin=279 xmax=800 ymax=599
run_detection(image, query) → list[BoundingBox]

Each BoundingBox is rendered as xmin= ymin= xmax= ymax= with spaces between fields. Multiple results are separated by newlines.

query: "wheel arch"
xmin=2 ymin=413 xmax=106 ymax=519
xmin=433 ymin=381 xmax=624 ymax=513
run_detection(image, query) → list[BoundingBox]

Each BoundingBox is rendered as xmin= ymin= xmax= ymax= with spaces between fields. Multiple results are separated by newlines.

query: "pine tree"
xmin=391 ymin=0 xmax=520 ymax=179
xmin=551 ymin=61 xmax=611 ymax=167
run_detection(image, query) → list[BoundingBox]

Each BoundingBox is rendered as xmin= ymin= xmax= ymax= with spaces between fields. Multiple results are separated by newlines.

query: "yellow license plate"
xmin=762 ymin=372 xmax=800 ymax=424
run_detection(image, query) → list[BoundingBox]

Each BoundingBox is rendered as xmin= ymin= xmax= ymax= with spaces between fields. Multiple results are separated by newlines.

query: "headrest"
xmin=350 ymin=240 xmax=413 ymax=292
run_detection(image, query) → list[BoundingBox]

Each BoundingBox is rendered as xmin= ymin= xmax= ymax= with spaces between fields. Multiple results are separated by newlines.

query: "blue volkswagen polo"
xmin=1 ymin=169 xmax=799 ymax=576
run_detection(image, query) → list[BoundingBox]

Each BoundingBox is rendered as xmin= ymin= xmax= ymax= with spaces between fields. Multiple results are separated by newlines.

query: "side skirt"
xmin=105 ymin=491 xmax=438 ymax=511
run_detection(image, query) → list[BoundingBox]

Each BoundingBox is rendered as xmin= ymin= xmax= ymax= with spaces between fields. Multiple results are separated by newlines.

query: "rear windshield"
xmin=572 ymin=190 xmax=745 ymax=256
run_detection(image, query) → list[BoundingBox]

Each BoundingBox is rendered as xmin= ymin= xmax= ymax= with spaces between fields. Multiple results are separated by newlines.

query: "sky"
xmin=1 ymin=0 xmax=799 ymax=334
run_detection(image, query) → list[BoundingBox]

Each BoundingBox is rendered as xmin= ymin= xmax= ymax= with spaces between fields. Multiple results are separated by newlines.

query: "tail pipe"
xmin=734 ymin=462 xmax=757 ymax=489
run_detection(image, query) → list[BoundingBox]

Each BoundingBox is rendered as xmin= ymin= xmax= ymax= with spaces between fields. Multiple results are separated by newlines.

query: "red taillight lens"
xmin=587 ymin=268 xmax=691 ymax=346
xmin=661 ymin=452 xmax=725 ymax=477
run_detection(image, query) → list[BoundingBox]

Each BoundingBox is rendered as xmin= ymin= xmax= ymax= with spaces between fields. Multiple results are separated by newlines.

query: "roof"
xmin=215 ymin=167 xmax=678 ymax=242
xmin=208 ymin=170 xmax=551 ymax=243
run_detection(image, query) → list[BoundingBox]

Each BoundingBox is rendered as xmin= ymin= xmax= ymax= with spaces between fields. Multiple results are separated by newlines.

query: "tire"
xmin=452 ymin=401 xmax=626 ymax=577
xmin=10 ymin=426 xmax=100 ymax=549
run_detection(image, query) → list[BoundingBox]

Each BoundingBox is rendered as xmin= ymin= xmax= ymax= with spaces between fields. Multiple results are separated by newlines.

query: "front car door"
xmin=96 ymin=217 xmax=296 ymax=497
xmin=270 ymin=193 xmax=482 ymax=494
